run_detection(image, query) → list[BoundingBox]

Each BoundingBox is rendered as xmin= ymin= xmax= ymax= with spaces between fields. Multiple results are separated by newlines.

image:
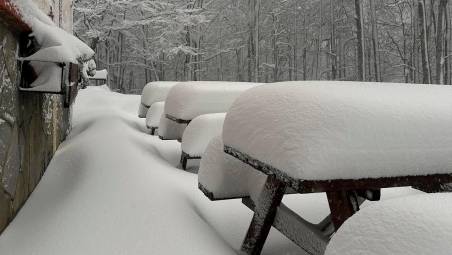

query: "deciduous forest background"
xmin=74 ymin=0 xmax=451 ymax=93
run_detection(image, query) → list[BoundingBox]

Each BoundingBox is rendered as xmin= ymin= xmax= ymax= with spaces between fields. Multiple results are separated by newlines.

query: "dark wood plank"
xmin=241 ymin=175 xmax=286 ymax=255
xmin=224 ymin=145 xmax=452 ymax=193
xmin=165 ymin=114 xmax=191 ymax=124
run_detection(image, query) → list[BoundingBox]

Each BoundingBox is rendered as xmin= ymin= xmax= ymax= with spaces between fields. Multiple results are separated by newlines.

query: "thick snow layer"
xmin=145 ymin=101 xmax=165 ymax=129
xmin=20 ymin=61 xmax=62 ymax=92
xmin=158 ymin=114 xmax=186 ymax=140
xmin=0 ymin=85 xmax=355 ymax=255
xmin=326 ymin=192 xmax=452 ymax=255
xmin=198 ymin=136 xmax=267 ymax=200
xmin=14 ymin=0 xmax=94 ymax=63
xmin=164 ymin=81 xmax=259 ymax=121
xmin=141 ymin=81 xmax=180 ymax=106
xmin=182 ymin=113 xmax=226 ymax=157
xmin=223 ymin=81 xmax=452 ymax=181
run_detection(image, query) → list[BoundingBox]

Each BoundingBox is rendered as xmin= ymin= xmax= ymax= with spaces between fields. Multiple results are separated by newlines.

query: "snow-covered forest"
xmin=74 ymin=0 xmax=452 ymax=93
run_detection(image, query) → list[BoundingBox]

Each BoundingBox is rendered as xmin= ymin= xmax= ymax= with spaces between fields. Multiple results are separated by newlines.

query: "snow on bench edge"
xmin=146 ymin=101 xmax=165 ymax=129
xmin=198 ymin=136 xmax=267 ymax=200
xmin=325 ymin=192 xmax=452 ymax=255
xmin=223 ymin=81 xmax=452 ymax=181
xmin=164 ymin=81 xmax=260 ymax=121
xmin=181 ymin=113 xmax=226 ymax=157
xmin=158 ymin=114 xmax=186 ymax=140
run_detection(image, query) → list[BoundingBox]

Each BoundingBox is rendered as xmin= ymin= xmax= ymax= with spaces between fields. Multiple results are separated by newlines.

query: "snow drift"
xmin=326 ymin=192 xmax=452 ymax=255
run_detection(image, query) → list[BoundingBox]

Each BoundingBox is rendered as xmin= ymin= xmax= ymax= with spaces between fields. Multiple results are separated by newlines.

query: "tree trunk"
xmin=370 ymin=0 xmax=380 ymax=81
xmin=419 ymin=0 xmax=432 ymax=83
xmin=355 ymin=0 xmax=365 ymax=81
xmin=435 ymin=0 xmax=448 ymax=84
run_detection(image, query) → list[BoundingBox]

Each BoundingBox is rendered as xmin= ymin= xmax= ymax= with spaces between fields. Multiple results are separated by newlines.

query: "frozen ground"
xmin=0 ymin=86 xmax=421 ymax=254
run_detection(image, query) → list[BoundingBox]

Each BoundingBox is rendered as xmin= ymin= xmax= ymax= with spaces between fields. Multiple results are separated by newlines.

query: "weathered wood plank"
xmin=241 ymin=175 xmax=286 ymax=255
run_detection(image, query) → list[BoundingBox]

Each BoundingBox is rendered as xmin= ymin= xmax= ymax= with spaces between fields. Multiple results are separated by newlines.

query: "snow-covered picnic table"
xmin=145 ymin=101 xmax=165 ymax=135
xmin=138 ymin=81 xmax=180 ymax=117
xmin=159 ymin=81 xmax=260 ymax=140
xmin=180 ymin=113 xmax=226 ymax=169
xmin=198 ymin=80 xmax=452 ymax=255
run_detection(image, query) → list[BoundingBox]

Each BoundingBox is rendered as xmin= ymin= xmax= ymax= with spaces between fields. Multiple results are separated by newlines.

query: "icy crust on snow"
xmin=14 ymin=0 xmax=94 ymax=63
xmin=198 ymin=136 xmax=267 ymax=200
xmin=141 ymin=81 xmax=180 ymax=106
xmin=181 ymin=113 xmax=226 ymax=157
xmin=158 ymin=114 xmax=186 ymax=140
xmin=164 ymin=81 xmax=259 ymax=121
xmin=145 ymin=101 xmax=165 ymax=129
xmin=223 ymin=81 xmax=452 ymax=181
xmin=326 ymin=193 xmax=452 ymax=255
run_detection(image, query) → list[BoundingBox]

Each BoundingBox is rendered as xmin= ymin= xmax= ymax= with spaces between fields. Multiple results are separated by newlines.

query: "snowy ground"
xmin=0 ymin=86 xmax=422 ymax=254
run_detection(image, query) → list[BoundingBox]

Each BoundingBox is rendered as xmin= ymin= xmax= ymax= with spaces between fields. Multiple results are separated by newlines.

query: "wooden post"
xmin=241 ymin=175 xmax=286 ymax=255
xmin=326 ymin=190 xmax=360 ymax=230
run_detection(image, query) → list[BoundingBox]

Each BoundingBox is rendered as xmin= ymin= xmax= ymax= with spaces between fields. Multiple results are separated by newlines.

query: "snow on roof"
xmin=223 ymin=81 xmax=452 ymax=181
xmin=89 ymin=69 xmax=108 ymax=80
xmin=198 ymin=136 xmax=267 ymax=200
xmin=181 ymin=113 xmax=226 ymax=157
xmin=326 ymin=192 xmax=452 ymax=255
xmin=164 ymin=81 xmax=260 ymax=121
xmin=141 ymin=81 xmax=180 ymax=107
xmin=146 ymin=101 xmax=165 ymax=129
xmin=14 ymin=0 xmax=94 ymax=63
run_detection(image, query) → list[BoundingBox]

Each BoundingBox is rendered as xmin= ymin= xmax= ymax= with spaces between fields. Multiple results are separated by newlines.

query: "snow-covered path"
xmin=0 ymin=87 xmax=421 ymax=254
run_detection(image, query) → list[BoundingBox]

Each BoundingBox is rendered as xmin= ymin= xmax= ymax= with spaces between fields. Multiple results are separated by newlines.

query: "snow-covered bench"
xmin=210 ymin=81 xmax=452 ymax=255
xmin=138 ymin=81 xmax=179 ymax=118
xmin=325 ymin=193 xmax=452 ymax=255
xmin=159 ymin=81 xmax=259 ymax=140
xmin=145 ymin=102 xmax=165 ymax=135
xmin=198 ymin=136 xmax=267 ymax=200
xmin=180 ymin=113 xmax=226 ymax=170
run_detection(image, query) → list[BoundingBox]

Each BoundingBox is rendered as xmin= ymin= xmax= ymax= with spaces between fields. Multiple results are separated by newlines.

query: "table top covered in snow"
xmin=141 ymin=81 xmax=180 ymax=106
xmin=223 ymin=81 xmax=452 ymax=181
xmin=164 ymin=81 xmax=260 ymax=121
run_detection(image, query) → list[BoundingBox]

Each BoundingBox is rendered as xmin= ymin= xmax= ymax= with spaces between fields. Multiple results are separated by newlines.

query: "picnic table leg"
xmin=180 ymin=152 xmax=188 ymax=170
xmin=241 ymin=175 xmax=286 ymax=255
xmin=326 ymin=190 xmax=360 ymax=230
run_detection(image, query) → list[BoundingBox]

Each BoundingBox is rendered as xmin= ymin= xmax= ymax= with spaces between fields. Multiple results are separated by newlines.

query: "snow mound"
xmin=19 ymin=62 xmax=62 ymax=92
xmin=146 ymin=101 xmax=165 ymax=129
xmin=158 ymin=114 xmax=186 ymax=140
xmin=182 ymin=113 xmax=226 ymax=157
xmin=164 ymin=81 xmax=260 ymax=121
xmin=223 ymin=81 xmax=452 ymax=181
xmin=326 ymin=192 xmax=452 ymax=255
xmin=198 ymin=136 xmax=267 ymax=200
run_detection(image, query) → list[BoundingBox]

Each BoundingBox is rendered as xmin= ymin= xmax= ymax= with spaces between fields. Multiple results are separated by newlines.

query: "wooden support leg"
xmin=150 ymin=127 xmax=156 ymax=135
xmin=180 ymin=153 xmax=188 ymax=170
xmin=326 ymin=190 xmax=360 ymax=230
xmin=241 ymin=175 xmax=286 ymax=255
